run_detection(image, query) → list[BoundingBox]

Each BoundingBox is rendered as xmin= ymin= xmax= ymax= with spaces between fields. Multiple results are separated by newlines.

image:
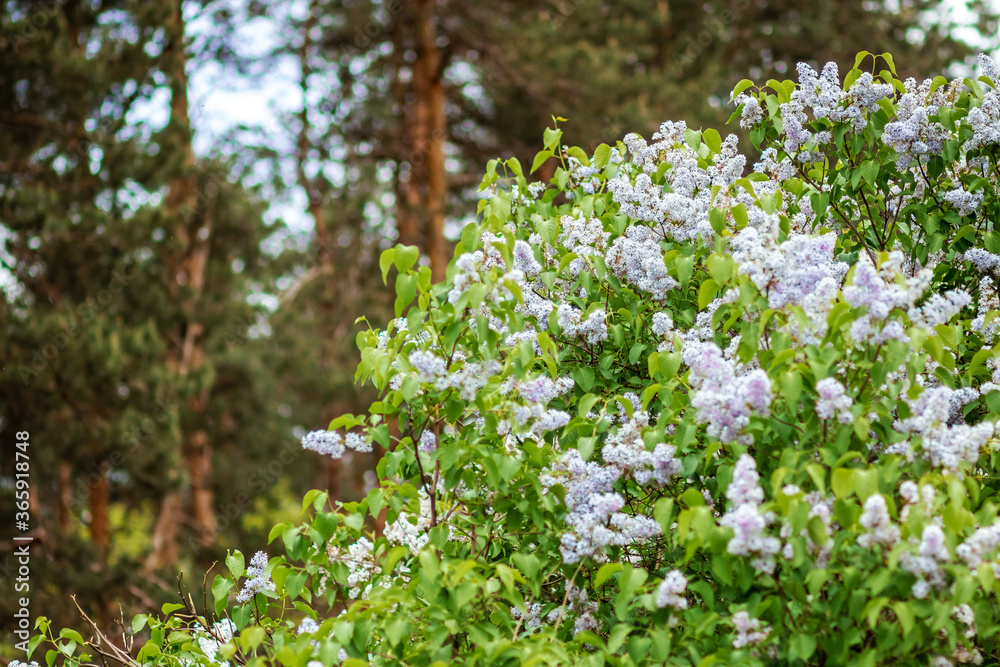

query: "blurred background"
xmin=1 ymin=0 xmax=997 ymax=652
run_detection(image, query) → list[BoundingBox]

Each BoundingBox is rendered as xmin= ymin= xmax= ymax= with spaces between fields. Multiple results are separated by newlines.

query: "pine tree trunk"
xmin=413 ymin=0 xmax=447 ymax=282
xmin=147 ymin=0 xmax=215 ymax=568
xmin=88 ymin=467 xmax=109 ymax=563
xmin=145 ymin=493 xmax=182 ymax=571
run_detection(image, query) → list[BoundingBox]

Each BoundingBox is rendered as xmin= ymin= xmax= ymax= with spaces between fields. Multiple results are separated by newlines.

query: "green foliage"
xmin=30 ymin=51 xmax=1000 ymax=666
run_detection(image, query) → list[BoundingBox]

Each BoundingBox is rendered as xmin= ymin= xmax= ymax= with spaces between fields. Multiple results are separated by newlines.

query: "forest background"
xmin=1 ymin=0 xmax=998 ymax=654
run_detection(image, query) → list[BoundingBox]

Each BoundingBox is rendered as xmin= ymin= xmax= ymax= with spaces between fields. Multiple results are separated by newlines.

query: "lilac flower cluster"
xmin=900 ymin=524 xmax=949 ymax=599
xmin=815 ymin=377 xmax=853 ymax=424
xmin=965 ymin=60 xmax=1000 ymax=152
xmin=601 ymin=408 xmax=681 ymax=487
xmin=604 ymin=224 xmax=678 ymax=300
xmin=857 ymin=494 xmax=900 ymax=549
xmin=301 ymin=430 xmax=345 ymax=458
xmin=236 ymin=551 xmax=276 ymax=602
xmin=734 ymin=93 xmax=763 ymax=129
xmin=728 ymin=221 xmax=846 ymax=341
xmin=327 ymin=537 xmax=380 ymax=599
xmin=732 ymin=611 xmax=771 ymax=650
xmin=843 ymin=252 xmax=931 ymax=344
xmin=507 ymin=375 xmax=574 ymax=440
xmin=407 ymin=349 xmax=501 ymax=400
xmin=546 ymin=581 xmax=600 ymax=635
xmin=383 ymin=489 xmax=433 ymax=553
xmin=957 ymin=520 xmax=1000 ymax=578
xmin=655 ymin=570 xmax=688 ymax=610
xmin=943 ymin=187 xmax=985 ymax=216
xmin=883 ymin=78 xmax=952 ymax=169
xmin=608 ymin=122 xmax=730 ymax=242
xmin=542 ymin=449 xmax=659 ymax=563
xmin=683 ymin=340 xmax=772 ymax=444
xmin=195 ymin=619 xmax=238 ymax=667
xmin=556 ymin=304 xmax=608 ymax=345
xmin=894 ymin=386 xmax=995 ymax=473
xmin=558 ymin=213 xmax=609 ymax=276
xmin=719 ymin=455 xmax=780 ymax=574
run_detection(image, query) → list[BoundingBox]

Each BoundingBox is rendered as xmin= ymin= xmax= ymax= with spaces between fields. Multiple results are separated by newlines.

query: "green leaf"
xmin=226 ymin=551 xmax=245 ymax=579
xmin=531 ymin=149 xmax=554 ymax=174
xmin=854 ymin=468 xmax=879 ymax=500
xmin=790 ymin=633 xmax=817 ymax=662
xmin=832 ymin=468 xmax=854 ymax=499
xmin=536 ymin=215 xmax=559 ymax=245
xmin=860 ymin=160 xmax=879 ymax=187
xmin=698 ymin=279 xmax=720 ymax=309
xmin=702 ymin=128 xmax=722 ymax=154
xmin=593 ymin=143 xmax=612 ymax=170
xmin=393 ymin=245 xmax=419 ymax=274
xmin=379 ymin=248 xmax=395 ymax=285
xmin=731 ymin=79 xmax=754 ymax=100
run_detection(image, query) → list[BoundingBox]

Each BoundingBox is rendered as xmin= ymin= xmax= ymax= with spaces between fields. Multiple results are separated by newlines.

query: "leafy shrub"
xmin=27 ymin=51 xmax=1000 ymax=667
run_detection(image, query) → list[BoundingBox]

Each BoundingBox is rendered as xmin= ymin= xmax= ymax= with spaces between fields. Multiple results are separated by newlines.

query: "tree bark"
xmin=147 ymin=0 xmax=215 ymax=568
xmin=412 ymin=0 xmax=448 ymax=282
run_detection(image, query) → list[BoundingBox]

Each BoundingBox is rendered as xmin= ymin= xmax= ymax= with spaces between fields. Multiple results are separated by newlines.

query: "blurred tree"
xmin=0 ymin=0 xmax=301 ymax=634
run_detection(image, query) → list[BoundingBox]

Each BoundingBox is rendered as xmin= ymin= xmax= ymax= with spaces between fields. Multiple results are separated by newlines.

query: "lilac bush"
xmin=30 ymin=51 xmax=1000 ymax=666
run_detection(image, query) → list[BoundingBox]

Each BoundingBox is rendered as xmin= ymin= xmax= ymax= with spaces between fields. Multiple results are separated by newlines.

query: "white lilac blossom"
xmin=236 ymin=551 xmax=276 ymax=602
xmin=683 ymin=341 xmax=772 ymax=444
xmin=909 ymin=290 xmax=972 ymax=329
xmin=301 ymin=430 xmax=345 ymax=459
xmin=601 ymin=408 xmax=681 ymax=487
xmin=407 ymin=349 xmax=502 ymax=400
xmin=511 ymin=603 xmax=544 ymax=631
xmin=327 ymin=538 xmax=381 ymax=599
xmin=735 ymin=93 xmax=763 ymax=128
xmin=900 ymin=524 xmax=950 ymax=598
xmin=507 ymin=375 xmax=575 ymax=440
xmin=957 ymin=521 xmax=1000 ymax=577
xmin=719 ymin=455 xmax=780 ymax=574
xmin=196 ymin=619 xmax=237 ymax=667
xmin=656 ymin=570 xmax=688 ymax=610
xmin=556 ymin=304 xmax=608 ymax=345
xmin=894 ymin=386 xmax=995 ymax=473
xmin=542 ymin=449 xmax=659 ymax=563
xmin=418 ymin=429 xmax=437 ymax=453
xmin=857 ymin=494 xmax=900 ymax=549
xmin=732 ymin=611 xmax=771 ymax=649
xmin=651 ymin=311 xmax=674 ymax=337
xmin=965 ymin=86 xmax=1000 ymax=152
xmin=604 ymin=225 xmax=678 ymax=300
xmin=965 ymin=248 xmax=1000 ymax=273
xmin=296 ymin=618 xmax=319 ymax=635
xmin=815 ymin=377 xmax=854 ymax=424
xmin=609 ymin=122 xmax=724 ymax=242
xmin=345 ymin=432 xmax=372 ymax=453
xmin=728 ymin=222 xmax=847 ymax=333
xmin=384 ymin=489 xmax=436 ymax=553
xmin=512 ymin=239 xmax=542 ymax=276
xmin=883 ymin=80 xmax=952 ymax=169
xmin=952 ymin=604 xmax=983 ymax=665
xmin=559 ymin=213 xmax=610 ymax=276
xmin=943 ymin=187 xmax=985 ymax=216
xmin=545 ymin=581 xmax=600 ymax=636
xmin=843 ymin=252 xmax=931 ymax=344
